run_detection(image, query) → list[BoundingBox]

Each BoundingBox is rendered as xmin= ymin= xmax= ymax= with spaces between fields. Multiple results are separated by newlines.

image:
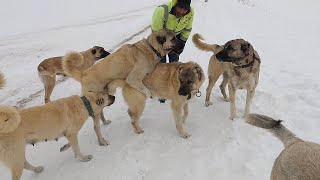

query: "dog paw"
xmin=224 ymin=98 xmax=230 ymax=102
xmin=229 ymin=115 xmax=237 ymax=120
xmin=180 ymin=132 xmax=191 ymax=139
xmin=205 ymin=101 xmax=213 ymax=107
xmin=103 ymin=119 xmax=112 ymax=125
xmin=80 ymin=155 xmax=93 ymax=162
xmin=34 ymin=166 xmax=44 ymax=173
xmin=60 ymin=144 xmax=70 ymax=152
xmin=135 ymin=129 xmax=144 ymax=134
xmin=99 ymin=138 xmax=109 ymax=146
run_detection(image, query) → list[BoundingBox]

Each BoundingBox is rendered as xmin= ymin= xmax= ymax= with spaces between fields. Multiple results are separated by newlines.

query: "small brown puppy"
xmin=246 ymin=113 xmax=320 ymax=180
xmin=193 ymin=33 xmax=261 ymax=119
xmin=107 ymin=62 xmax=205 ymax=138
xmin=38 ymin=46 xmax=110 ymax=103
xmin=0 ymin=91 xmax=115 ymax=180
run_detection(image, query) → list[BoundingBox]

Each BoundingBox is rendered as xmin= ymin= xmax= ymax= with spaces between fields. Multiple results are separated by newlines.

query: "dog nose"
xmin=109 ymin=95 xmax=115 ymax=102
xmin=178 ymin=89 xmax=189 ymax=96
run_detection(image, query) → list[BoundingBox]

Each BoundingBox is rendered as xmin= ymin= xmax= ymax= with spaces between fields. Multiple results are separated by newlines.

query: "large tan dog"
xmin=246 ymin=113 xmax=320 ymax=180
xmin=107 ymin=62 xmax=205 ymax=138
xmin=192 ymin=33 xmax=261 ymax=119
xmin=38 ymin=46 xmax=110 ymax=103
xmin=0 ymin=91 xmax=115 ymax=180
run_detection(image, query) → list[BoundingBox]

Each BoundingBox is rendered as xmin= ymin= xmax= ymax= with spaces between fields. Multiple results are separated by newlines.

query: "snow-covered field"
xmin=1 ymin=0 xmax=320 ymax=179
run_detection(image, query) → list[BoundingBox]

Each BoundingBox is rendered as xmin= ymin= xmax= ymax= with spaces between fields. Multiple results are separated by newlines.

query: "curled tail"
xmin=0 ymin=72 xmax=5 ymax=89
xmin=106 ymin=79 xmax=127 ymax=95
xmin=192 ymin=33 xmax=221 ymax=54
xmin=246 ymin=113 xmax=301 ymax=147
xmin=62 ymin=51 xmax=84 ymax=82
xmin=0 ymin=105 xmax=21 ymax=133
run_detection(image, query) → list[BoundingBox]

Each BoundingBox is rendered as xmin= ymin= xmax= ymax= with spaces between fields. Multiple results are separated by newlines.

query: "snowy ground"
xmin=1 ymin=0 xmax=320 ymax=179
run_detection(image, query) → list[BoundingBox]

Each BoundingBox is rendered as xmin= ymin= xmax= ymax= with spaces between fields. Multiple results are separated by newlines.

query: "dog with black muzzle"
xmin=192 ymin=33 xmax=261 ymax=119
xmin=107 ymin=62 xmax=205 ymax=138
xmin=38 ymin=46 xmax=110 ymax=103
xmin=0 ymin=91 xmax=115 ymax=180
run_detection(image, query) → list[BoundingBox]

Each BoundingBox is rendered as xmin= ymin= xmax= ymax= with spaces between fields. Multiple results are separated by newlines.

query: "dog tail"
xmin=192 ymin=33 xmax=221 ymax=54
xmin=0 ymin=72 xmax=5 ymax=89
xmin=0 ymin=105 xmax=21 ymax=133
xmin=62 ymin=51 xmax=84 ymax=82
xmin=106 ymin=79 xmax=127 ymax=95
xmin=246 ymin=113 xmax=302 ymax=147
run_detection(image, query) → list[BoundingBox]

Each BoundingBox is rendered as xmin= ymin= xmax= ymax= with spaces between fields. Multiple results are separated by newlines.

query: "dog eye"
xmin=157 ymin=36 xmax=166 ymax=44
xmin=226 ymin=45 xmax=233 ymax=50
xmin=187 ymin=80 xmax=193 ymax=85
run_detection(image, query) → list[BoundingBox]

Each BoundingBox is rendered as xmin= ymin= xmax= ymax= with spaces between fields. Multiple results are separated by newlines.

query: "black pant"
xmin=159 ymin=52 xmax=180 ymax=63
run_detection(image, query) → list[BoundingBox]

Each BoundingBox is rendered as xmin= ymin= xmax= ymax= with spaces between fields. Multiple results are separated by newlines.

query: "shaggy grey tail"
xmin=246 ymin=113 xmax=301 ymax=147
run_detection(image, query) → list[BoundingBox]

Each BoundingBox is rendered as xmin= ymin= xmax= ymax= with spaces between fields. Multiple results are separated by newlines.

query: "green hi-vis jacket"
xmin=151 ymin=0 xmax=194 ymax=42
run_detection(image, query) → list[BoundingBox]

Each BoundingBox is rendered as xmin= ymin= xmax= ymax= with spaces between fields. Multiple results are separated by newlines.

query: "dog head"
xmin=148 ymin=29 xmax=185 ymax=56
xmin=91 ymin=46 xmax=110 ymax=60
xmin=177 ymin=62 xmax=205 ymax=97
xmin=86 ymin=91 xmax=115 ymax=108
xmin=216 ymin=39 xmax=254 ymax=66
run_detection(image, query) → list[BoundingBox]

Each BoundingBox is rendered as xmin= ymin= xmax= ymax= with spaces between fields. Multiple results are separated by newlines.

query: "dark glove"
xmin=173 ymin=35 xmax=186 ymax=54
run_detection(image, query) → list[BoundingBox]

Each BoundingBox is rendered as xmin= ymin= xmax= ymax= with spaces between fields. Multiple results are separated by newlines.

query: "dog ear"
xmin=96 ymin=98 xmax=105 ymax=106
xmin=157 ymin=36 xmax=166 ymax=44
xmin=194 ymin=65 xmax=204 ymax=81
xmin=92 ymin=49 xmax=96 ymax=54
xmin=178 ymin=67 xmax=183 ymax=74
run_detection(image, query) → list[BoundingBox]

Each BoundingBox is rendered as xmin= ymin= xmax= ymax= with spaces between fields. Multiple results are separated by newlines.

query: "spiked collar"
xmin=80 ymin=96 xmax=95 ymax=119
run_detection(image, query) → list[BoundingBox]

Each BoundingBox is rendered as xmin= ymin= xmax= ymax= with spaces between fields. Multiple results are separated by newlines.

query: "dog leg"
xmin=24 ymin=158 xmax=43 ymax=173
xmin=43 ymin=75 xmax=56 ymax=103
xmin=128 ymin=107 xmax=145 ymax=134
xmin=11 ymin=164 xmax=23 ymax=180
xmin=228 ymin=84 xmax=237 ymax=120
xmin=66 ymin=133 xmax=93 ymax=162
xmin=126 ymin=63 xmax=152 ymax=98
xmin=100 ymin=110 xmax=112 ymax=125
xmin=244 ymin=89 xmax=255 ymax=117
xmin=93 ymin=115 xmax=109 ymax=146
xmin=205 ymin=72 xmax=221 ymax=107
xmin=182 ymin=103 xmax=189 ymax=124
xmin=219 ymin=73 xmax=230 ymax=102
xmin=171 ymin=101 xmax=190 ymax=138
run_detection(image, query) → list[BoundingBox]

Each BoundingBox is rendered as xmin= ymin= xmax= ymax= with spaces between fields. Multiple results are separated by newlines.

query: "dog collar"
xmin=80 ymin=96 xmax=95 ymax=119
xmin=233 ymin=59 xmax=254 ymax=68
xmin=148 ymin=42 xmax=162 ymax=59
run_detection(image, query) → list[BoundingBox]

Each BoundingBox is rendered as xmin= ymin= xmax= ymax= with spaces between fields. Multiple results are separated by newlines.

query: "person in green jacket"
xmin=151 ymin=0 xmax=194 ymax=63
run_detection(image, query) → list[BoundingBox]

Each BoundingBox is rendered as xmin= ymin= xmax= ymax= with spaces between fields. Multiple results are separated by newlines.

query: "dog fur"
xmin=107 ymin=61 xmax=205 ymax=138
xmin=192 ymin=33 xmax=261 ymax=119
xmin=37 ymin=46 xmax=110 ymax=103
xmin=246 ymin=113 xmax=320 ymax=180
xmin=0 ymin=91 xmax=115 ymax=180
xmin=0 ymin=72 xmax=5 ymax=90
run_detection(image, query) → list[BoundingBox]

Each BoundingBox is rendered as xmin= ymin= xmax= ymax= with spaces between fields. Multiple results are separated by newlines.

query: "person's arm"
xmin=179 ymin=10 xmax=194 ymax=41
xmin=152 ymin=7 xmax=165 ymax=31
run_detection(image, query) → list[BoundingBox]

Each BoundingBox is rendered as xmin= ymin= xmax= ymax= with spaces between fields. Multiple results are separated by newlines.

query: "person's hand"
xmin=173 ymin=36 xmax=186 ymax=54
